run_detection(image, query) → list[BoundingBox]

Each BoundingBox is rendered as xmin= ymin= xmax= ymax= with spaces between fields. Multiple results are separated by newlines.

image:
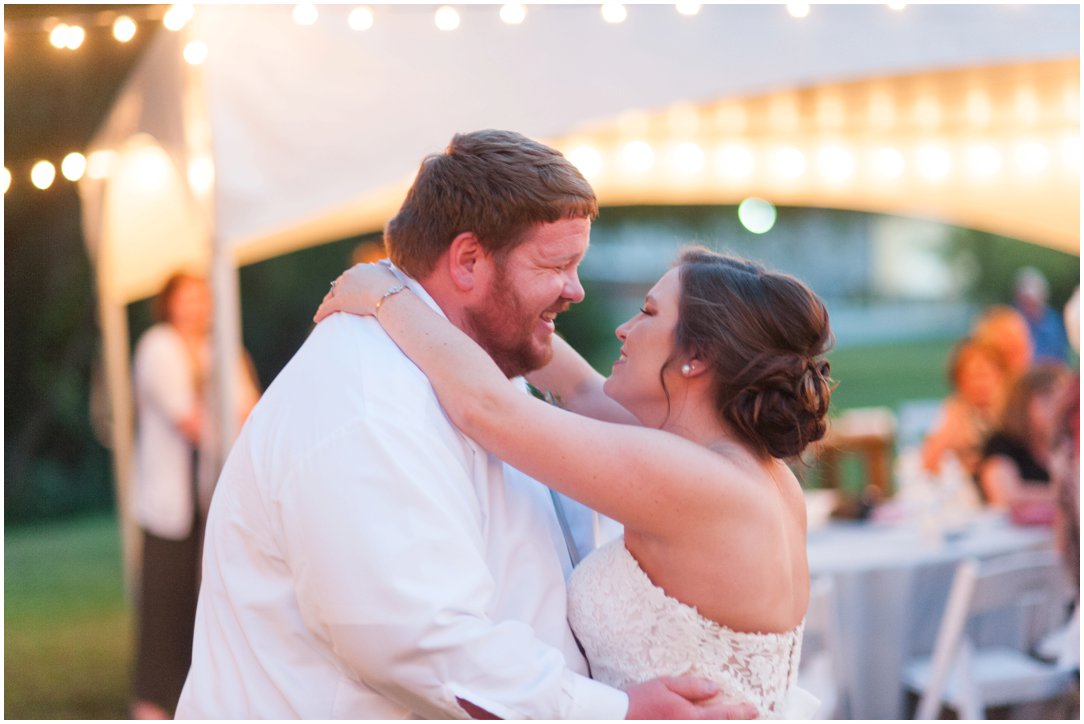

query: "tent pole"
xmin=97 ymin=293 xmax=141 ymax=601
xmin=206 ymin=241 xmax=242 ymax=505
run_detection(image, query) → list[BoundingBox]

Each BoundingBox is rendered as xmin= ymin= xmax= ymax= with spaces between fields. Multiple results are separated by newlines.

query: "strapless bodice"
xmin=567 ymin=537 xmax=808 ymax=719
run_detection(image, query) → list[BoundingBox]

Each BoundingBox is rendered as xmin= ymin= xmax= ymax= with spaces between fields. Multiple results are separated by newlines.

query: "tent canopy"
xmin=81 ymin=4 xmax=1080 ymax=304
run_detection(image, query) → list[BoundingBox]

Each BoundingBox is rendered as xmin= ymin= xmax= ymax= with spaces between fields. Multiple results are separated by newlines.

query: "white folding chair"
xmin=797 ymin=576 xmax=849 ymax=719
xmin=901 ymin=549 xmax=1077 ymax=719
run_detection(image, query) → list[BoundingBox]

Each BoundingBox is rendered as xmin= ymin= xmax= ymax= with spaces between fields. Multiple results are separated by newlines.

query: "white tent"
xmin=79 ymin=3 xmax=1080 ymax=582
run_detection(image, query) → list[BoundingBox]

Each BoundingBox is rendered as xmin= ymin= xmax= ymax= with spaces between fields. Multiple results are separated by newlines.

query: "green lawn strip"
xmin=5 ymin=607 xmax=131 ymax=719
xmin=5 ymin=513 xmax=132 ymax=719
xmin=828 ymin=337 xmax=954 ymax=413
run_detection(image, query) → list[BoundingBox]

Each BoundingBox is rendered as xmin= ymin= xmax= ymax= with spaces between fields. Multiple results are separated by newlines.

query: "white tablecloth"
xmin=806 ymin=511 xmax=1054 ymax=719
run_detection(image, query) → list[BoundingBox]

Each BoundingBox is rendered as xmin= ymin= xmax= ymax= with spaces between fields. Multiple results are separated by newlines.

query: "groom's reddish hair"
xmin=384 ymin=130 xmax=598 ymax=279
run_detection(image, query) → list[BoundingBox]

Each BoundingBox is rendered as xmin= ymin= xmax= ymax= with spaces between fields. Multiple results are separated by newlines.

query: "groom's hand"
xmin=626 ymin=676 xmax=757 ymax=719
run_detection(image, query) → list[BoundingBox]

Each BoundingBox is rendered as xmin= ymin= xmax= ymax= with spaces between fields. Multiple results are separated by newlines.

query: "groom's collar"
xmin=381 ymin=260 xmax=449 ymax=321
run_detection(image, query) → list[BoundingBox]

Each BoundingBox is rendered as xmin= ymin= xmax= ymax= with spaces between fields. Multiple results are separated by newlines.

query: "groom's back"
xmin=177 ymin=313 xmax=465 ymax=718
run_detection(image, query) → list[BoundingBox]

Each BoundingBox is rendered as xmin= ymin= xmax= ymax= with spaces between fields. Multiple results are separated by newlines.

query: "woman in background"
xmin=921 ymin=338 xmax=1008 ymax=477
xmin=972 ymin=305 xmax=1034 ymax=386
xmin=130 ymin=273 xmax=259 ymax=719
xmin=978 ymin=364 xmax=1070 ymax=518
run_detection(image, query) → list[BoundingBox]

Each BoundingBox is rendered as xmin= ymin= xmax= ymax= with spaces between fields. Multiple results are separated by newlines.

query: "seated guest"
xmin=977 ymin=363 xmax=1070 ymax=518
xmin=922 ymin=339 xmax=1008 ymax=477
xmin=972 ymin=305 xmax=1034 ymax=387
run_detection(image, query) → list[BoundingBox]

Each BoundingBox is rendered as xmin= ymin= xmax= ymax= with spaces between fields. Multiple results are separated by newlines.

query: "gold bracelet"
xmin=375 ymin=284 xmax=406 ymax=315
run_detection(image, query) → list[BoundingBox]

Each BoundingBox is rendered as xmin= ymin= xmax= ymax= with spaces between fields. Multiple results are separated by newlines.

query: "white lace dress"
xmin=567 ymin=537 xmax=816 ymax=719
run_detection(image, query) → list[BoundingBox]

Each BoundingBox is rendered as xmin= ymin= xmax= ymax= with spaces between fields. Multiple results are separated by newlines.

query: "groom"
xmin=176 ymin=130 xmax=753 ymax=719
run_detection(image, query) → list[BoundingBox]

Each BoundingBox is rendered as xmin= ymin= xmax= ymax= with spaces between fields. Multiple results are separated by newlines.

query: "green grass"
xmin=0 ymin=338 xmax=959 ymax=718
xmin=5 ymin=513 xmax=132 ymax=719
xmin=829 ymin=336 xmax=954 ymax=413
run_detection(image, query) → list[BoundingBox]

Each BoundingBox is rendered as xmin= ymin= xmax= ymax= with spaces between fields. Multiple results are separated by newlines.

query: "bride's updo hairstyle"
xmin=671 ymin=248 xmax=834 ymax=459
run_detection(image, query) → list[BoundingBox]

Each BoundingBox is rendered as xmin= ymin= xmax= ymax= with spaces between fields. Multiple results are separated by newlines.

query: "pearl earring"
xmin=681 ymin=363 xmax=692 ymax=376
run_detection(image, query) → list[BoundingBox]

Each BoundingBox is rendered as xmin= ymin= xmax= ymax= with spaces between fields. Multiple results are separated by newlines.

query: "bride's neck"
xmin=661 ymin=405 xmax=730 ymax=450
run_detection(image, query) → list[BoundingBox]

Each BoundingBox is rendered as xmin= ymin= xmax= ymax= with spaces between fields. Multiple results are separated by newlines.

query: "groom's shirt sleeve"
xmin=276 ymin=405 xmax=628 ymax=720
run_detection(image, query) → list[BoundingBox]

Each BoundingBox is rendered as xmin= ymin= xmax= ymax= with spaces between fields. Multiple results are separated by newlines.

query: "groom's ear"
xmin=447 ymin=232 xmax=485 ymax=292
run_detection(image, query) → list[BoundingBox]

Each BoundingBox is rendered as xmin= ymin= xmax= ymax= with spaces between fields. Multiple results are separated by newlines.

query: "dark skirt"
xmin=132 ymin=517 xmax=201 ymax=713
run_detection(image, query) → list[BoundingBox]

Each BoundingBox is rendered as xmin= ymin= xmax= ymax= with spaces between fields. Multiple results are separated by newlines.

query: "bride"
xmin=315 ymin=247 xmax=832 ymax=719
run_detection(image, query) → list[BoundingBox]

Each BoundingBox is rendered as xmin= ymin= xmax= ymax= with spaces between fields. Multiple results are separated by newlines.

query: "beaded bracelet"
xmin=375 ymin=284 xmax=406 ymax=315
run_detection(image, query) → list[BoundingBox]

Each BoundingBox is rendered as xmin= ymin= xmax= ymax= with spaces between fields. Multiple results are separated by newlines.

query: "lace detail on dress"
xmin=568 ymin=537 xmax=805 ymax=719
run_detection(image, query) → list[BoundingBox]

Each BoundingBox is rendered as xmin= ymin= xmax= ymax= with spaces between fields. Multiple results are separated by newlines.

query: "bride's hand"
xmin=313 ymin=263 xmax=401 ymax=323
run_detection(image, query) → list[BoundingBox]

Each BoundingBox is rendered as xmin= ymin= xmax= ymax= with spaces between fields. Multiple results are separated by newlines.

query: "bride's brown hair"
xmin=665 ymin=248 xmax=834 ymax=459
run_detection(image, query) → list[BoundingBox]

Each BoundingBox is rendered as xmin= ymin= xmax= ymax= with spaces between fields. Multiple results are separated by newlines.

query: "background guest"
xmin=977 ymin=363 xmax=1070 ymax=520
xmin=1014 ymin=266 xmax=1070 ymax=365
xmin=921 ymin=338 xmax=1008 ymax=477
xmin=972 ymin=304 xmax=1034 ymax=387
xmin=129 ymin=273 xmax=259 ymax=719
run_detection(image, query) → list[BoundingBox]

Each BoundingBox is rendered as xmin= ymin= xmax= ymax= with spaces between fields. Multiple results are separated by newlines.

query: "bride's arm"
xmin=526 ymin=336 xmax=638 ymax=424
xmin=314 ymin=266 xmax=742 ymax=536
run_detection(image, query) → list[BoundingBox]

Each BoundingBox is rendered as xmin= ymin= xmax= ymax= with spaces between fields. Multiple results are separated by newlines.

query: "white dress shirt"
xmin=176 ymin=282 xmax=628 ymax=719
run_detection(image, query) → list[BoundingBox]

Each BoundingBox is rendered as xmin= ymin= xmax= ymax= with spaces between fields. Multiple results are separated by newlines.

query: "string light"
xmin=715 ymin=143 xmax=755 ymax=180
xmin=567 ymin=145 xmax=603 ymax=180
xmin=963 ymin=143 xmax=1001 ymax=180
xmin=786 ymin=3 xmax=811 ymax=19
xmin=872 ymin=147 xmax=905 ymax=179
xmin=669 ymin=142 xmax=706 ymax=175
xmin=66 ymin=25 xmax=86 ymax=50
xmin=113 ymin=15 xmax=137 ymax=43
xmin=49 ymin=24 xmax=85 ymax=50
xmin=163 ymin=4 xmax=195 ymax=32
xmin=816 ymin=145 xmax=855 ymax=183
xmin=348 ymin=6 xmax=375 ymax=31
xmin=621 ymin=140 xmax=655 ymax=173
xmin=601 ymin=2 xmax=628 ymax=24
xmin=48 ymin=24 xmax=68 ymax=49
xmin=2 ymin=168 xmax=10 ymax=194
xmin=31 ymin=161 xmax=57 ymax=190
xmin=773 ymin=146 xmax=806 ymax=179
xmin=815 ymin=94 xmax=846 ymax=129
xmin=434 ymin=6 xmax=460 ymax=31
xmin=1014 ymin=86 xmax=1040 ymax=125
xmin=61 ymin=152 xmax=87 ymax=182
xmin=500 ymin=3 xmax=527 ymax=25
xmin=183 ymin=40 xmax=209 ymax=65
xmin=293 ymin=4 xmax=318 ymax=27
xmin=1014 ymin=139 xmax=1050 ymax=175
xmin=867 ymin=88 xmax=896 ymax=130
xmin=914 ymin=95 xmax=941 ymax=130
xmin=965 ymin=88 xmax=993 ymax=127
xmin=916 ymin=143 xmax=952 ymax=181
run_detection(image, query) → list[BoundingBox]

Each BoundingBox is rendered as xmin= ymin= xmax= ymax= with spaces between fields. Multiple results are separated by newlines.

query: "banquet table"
xmin=806 ymin=510 xmax=1055 ymax=719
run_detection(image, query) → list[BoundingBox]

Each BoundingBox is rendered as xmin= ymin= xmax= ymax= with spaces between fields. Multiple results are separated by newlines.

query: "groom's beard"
xmin=464 ymin=265 xmax=561 ymax=379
